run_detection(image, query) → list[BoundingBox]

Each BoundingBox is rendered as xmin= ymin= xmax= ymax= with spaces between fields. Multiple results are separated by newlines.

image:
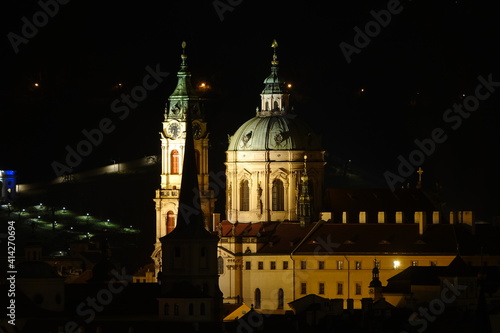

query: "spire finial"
xmin=180 ymin=41 xmax=187 ymax=67
xmin=271 ymin=39 xmax=279 ymax=66
xmin=417 ymin=167 xmax=423 ymax=189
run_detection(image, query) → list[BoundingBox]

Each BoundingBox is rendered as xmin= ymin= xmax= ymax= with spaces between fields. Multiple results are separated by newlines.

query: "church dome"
xmin=228 ymin=114 xmax=321 ymax=151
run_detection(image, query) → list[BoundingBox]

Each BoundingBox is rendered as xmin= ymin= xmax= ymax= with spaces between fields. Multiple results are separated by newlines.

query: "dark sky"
xmin=1 ymin=0 xmax=500 ymax=220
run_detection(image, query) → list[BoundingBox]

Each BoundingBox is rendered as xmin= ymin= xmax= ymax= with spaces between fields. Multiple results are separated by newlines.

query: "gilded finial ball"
xmin=272 ymin=39 xmax=278 ymax=48
xmin=182 ymin=41 xmax=186 ymax=49
xmin=304 ymin=155 xmax=308 ymax=160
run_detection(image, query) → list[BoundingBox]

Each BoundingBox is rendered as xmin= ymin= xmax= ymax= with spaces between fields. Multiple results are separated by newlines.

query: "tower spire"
xmin=299 ymin=154 xmax=312 ymax=227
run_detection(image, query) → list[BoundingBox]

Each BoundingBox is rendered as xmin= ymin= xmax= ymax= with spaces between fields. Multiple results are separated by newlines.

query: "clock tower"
xmin=152 ymin=42 xmax=215 ymax=274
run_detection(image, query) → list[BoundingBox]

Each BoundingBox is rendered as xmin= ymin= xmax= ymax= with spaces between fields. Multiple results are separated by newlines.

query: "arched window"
xmin=164 ymin=303 xmax=169 ymax=315
xmin=166 ymin=211 xmax=175 ymax=234
xmin=240 ymin=180 xmax=250 ymax=211
xmin=272 ymin=179 xmax=284 ymax=211
xmin=170 ymin=150 xmax=179 ymax=174
xmin=189 ymin=303 xmax=194 ymax=315
xmin=218 ymin=256 xmax=224 ymax=275
xmin=200 ymin=303 xmax=206 ymax=315
xmin=174 ymin=304 xmax=179 ymax=316
xmin=278 ymin=288 xmax=284 ymax=309
xmin=255 ymin=288 xmax=261 ymax=309
xmin=274 ymin=100 xmax=279 ymax=110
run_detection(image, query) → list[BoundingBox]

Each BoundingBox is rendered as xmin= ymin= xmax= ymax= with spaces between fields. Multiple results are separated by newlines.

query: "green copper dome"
xmin=227 ymin=114 xmax=321 ymax=151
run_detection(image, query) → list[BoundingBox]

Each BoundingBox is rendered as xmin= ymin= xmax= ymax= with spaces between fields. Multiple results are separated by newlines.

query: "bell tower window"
xmin=170 ymin=149 xmax=179 ymax=174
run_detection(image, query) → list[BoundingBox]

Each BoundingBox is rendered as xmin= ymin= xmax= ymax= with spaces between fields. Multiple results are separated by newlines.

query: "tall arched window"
xmin=278 ymin=288 xmax=284 ymax=309
xmin=272 ymin=179 xmax=284 ymax=211
xmin=200 ymin=303 xmax=206 ymax=315
xmin=240 ymin=180 xmax=250 ymax=211
xmin=255 ymin=288 xmax=261 ymax=309
xmin=189 ymin=303 xmax=194 ymax=315
xmin=170 ymin=150 xmax=179 ymax=174
xmin=166 ymin=211 xmax=175 ymax=234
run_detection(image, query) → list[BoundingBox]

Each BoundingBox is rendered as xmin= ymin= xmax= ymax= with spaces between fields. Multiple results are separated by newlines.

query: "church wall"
xmin=219 ymin=252 xmax=458 ymax=310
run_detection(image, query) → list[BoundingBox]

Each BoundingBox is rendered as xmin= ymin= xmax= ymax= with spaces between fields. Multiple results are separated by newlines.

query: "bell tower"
xmin=152 ymin=42 xmax=215 ymax=275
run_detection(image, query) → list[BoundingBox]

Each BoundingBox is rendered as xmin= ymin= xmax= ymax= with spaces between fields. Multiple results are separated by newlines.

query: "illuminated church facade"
xmin=152 ymin=41 xmax=499 ymax=315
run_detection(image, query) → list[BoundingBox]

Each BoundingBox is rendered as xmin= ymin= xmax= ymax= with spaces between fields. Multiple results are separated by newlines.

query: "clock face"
xmin=193 ymin=122 xmax=202 ymax=139
xmin=168 ymin=123 xmax=180 ymax=139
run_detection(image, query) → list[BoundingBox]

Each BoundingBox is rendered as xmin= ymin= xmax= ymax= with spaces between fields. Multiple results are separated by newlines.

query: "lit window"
xmin=393 ymin=260 xmax=400 ymax=270
xmin=170 ymin=150 xmax=179 ymax=174
xmin=412 ymin=260 xmax=418 ymax=267
xmin=355 ymin=261 xmax=362 ymax=270
xmin=337 ymin=261 xmax=343 ymax=270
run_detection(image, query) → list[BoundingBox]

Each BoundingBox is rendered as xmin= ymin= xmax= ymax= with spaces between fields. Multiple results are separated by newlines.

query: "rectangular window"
xmin=318 ymin=261 xmax=325 ymax=270
xmin=430 ymin=261 xmax=437 ymax=266
xmin=337 ymin=282 xmax=343 ymax=295
xmin=301 ymin=261 xmax=307 ymax=270
xmin=301 ymin=283 xmax=307 ymax=294
xmin=270 ymin=261 xmax=276 ymax=270
xmin=355 ymin=282 xmax=362 ymax=295
xmin=337 ymin=260 xmax=343 ymax=270
xmin=245 ymin=261 xmax=251 ymax=270
xmin=258 ymin=261 xmax=264 ymax=270
xmin=412 ymin=260 xmax=418 ymax=267
xmin=283 ymin=261 xmax=289 ymax=270
xmin=319 ymin=283 xmax=325 ymax=295
xmin=355 ymin=261 xmax=362 ymax=270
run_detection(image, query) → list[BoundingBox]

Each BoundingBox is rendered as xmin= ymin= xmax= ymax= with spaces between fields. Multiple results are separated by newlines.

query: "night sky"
xmin=1 ymin=0 xmax=500 ymax=221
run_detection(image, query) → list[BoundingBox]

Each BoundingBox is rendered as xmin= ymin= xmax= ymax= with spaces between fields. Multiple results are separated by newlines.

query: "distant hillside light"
xmin=287 ymin=83 xmax=292 ymax=88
